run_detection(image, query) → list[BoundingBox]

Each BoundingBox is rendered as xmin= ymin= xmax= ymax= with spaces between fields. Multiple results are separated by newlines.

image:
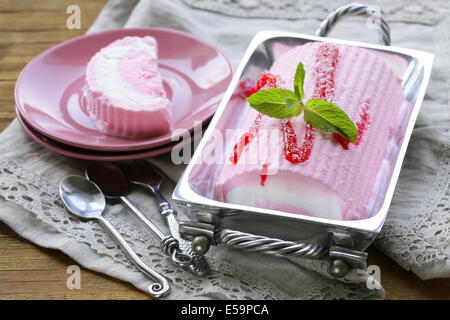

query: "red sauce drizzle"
xmin=280 ymin=120 xmax=314 ymax=164
xmin=232 ymin=73 xmax=279 ymax=164
xmin=260 ymin=163 xmax=270 ymax=186
xmin=239 ymin=73 xmax=279 ymax=98
xmin=333 ymin=101 xmax=370 ymax=149
xmin=230 ymin=114 xmax=262 ymax=164
xmin=354 ymin=102 xmax=370 ymax=146
xmin=314 ymin=45 xmax=339 ymax=99
xmin=281 ymin=44 xmax=339 ymax=164
xmin=333 ymin=132 xmax=350 ymax=150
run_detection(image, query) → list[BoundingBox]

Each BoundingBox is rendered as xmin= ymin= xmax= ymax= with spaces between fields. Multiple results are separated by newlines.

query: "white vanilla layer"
xmin=226 ymin=177 xmax=343 ymax=220
xmin=93 ymin=41 xmax=169 ymax=107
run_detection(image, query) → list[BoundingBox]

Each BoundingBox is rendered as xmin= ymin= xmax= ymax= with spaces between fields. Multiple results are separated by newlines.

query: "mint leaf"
xmin=246 ymin=88 xmax=303 ymax=119
xmin=245 ymin=61 xmax=358 ymax=144
xmin=294 ymin=62 xmax=305 ymax=100
xmin=304 ymin=99 xmax=358 ymax=142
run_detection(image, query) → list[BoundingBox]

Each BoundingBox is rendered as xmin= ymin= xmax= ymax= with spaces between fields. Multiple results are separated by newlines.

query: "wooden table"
xmin=0 ymin=0 xmax=449 ymax=300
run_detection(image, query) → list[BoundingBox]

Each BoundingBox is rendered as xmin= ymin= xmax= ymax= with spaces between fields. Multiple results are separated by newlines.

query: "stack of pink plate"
xmin=15 ymin=28 xmax=233 ymax=161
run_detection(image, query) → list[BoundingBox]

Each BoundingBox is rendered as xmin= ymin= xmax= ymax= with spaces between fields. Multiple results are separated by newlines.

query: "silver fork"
xmin=119 ymin=160 xmax=210 ymax=276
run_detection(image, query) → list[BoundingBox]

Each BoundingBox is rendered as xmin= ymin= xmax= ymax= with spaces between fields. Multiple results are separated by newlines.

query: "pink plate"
xmin=16 ymin=110 xmax=185 ymax=161
xmin=15 ymin=28 xmax=232 ymax=151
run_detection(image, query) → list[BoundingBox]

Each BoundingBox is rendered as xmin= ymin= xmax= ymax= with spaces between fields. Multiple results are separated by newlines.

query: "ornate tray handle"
xmin=316 ymin=2 xmax=391 ymax=46
xmin=219 ymin=229 xmax=328 ymax=259
xmin=179 ymin=221 xmax=369 ymax=281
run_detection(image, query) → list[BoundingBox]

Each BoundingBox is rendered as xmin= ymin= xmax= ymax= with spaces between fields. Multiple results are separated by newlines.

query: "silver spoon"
xmin=85 ymin=162 xmax=192 ymax=267
xmin=59 ymin=175 xmax=170 ymax=298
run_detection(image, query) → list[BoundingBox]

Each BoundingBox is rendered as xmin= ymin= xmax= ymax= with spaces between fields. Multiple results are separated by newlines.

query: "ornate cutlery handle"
xmin=98 ymin=216 xmax=170 ymax=298
xmin=120 ymin=196 xmax=192 ymax=267
xmin=159 ymin=202 xmax=210 ymax=276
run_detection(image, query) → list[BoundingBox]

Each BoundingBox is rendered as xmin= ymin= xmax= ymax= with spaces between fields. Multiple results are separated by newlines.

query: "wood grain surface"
xmin=0 ymin=0 xmax=449 ymax=300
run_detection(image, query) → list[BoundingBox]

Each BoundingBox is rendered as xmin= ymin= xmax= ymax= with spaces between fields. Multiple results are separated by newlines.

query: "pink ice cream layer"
xmin=84 ymin=36 xmax=171 ymax=138
xmin=214 ymin=42 xmax=407 ymax=221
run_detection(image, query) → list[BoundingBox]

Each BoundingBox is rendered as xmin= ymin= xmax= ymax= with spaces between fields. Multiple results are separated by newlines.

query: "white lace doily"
xmin=375 ymin=126 xmax=450 ymax=277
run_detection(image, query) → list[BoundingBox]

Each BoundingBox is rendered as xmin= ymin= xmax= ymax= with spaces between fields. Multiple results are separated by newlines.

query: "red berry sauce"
xmin=333 ymin=101 xmax=370 ymax=149
xmin=232 ymin=73 xmax=280 ymax=164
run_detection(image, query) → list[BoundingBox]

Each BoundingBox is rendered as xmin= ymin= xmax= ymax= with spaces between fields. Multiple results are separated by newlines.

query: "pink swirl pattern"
xmin=84 ymin=36 xmax=171 ymax=138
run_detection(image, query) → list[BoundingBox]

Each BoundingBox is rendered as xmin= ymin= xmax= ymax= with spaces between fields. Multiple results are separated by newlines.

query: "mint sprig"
xmin=245 ymin=88 xmax=302 ymax=119
xmin=245 ymin=62 xmax=358 ymax=142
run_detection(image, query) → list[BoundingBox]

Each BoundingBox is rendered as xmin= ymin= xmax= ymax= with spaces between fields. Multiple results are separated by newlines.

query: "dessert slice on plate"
xmin=83 ymin=36 xmax=171 ymax=138
xmin=214 ymin=42 xmax=406 ymax=221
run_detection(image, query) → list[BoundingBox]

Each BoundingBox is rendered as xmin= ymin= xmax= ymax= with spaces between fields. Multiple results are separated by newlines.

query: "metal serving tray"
xmin=172 ymin=4 xmax=434 ymax=281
